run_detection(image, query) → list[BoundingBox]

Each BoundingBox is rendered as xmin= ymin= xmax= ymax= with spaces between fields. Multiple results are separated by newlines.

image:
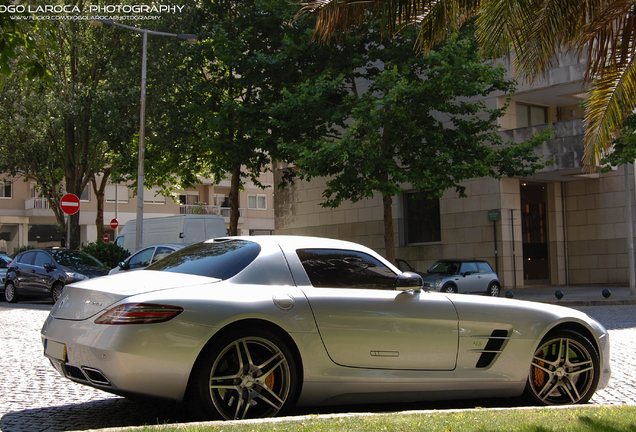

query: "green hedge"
xmin=81 ymin=241 xmax=130 ymax=269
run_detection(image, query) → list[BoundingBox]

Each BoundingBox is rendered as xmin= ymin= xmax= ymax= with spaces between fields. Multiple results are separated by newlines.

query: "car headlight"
xmin=65 ymin=271 xmax=88 ymax=281
xmin=435 ymin=278 xmax=442 ymax=287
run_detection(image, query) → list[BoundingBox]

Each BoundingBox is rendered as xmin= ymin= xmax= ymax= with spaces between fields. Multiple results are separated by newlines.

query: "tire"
xmin=187 ymin=329 xmax=298 ymax=420
xmin=442 ymin=284 xmax=458 ymax=293
xmin=51 ymin=282 xmax=64 ymax=303
xmin=488 ymin=282 xmax=501 ymax=297
xmin=4 ymin=282 xmax=18 ymax=303
xmin=524 ymin=329 xmax=600 ymax=405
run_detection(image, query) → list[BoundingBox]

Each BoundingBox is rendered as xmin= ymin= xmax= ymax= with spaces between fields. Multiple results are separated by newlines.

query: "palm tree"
xmin=297 ymin=0 xmax=636 ymax=169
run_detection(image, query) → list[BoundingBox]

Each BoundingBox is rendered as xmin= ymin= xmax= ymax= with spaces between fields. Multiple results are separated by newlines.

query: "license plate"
xmin=44 ymin=339 xmax=67 ymax=362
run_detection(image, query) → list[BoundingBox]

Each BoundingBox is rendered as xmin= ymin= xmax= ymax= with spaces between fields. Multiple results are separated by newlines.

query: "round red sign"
xmin=60 ymin=193 xmax=80 ymax=215
xmin=110 ymin=218 xmax=119 ymax=229
xmin=103 ymin=234 xmax=110 ymax=242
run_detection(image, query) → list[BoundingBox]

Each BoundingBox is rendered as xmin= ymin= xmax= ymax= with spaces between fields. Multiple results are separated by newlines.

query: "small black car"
xmin=3 ymin=249 xmax=109 ymax=303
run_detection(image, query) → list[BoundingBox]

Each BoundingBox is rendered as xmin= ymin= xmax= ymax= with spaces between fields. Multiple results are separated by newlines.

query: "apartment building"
xmin=274 ymin=52 xmax=635 ymax=289
xmin=0 ymin=173 xmax=275 ymax=255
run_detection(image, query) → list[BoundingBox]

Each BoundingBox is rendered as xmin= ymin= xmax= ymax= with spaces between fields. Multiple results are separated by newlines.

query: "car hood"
xmin=50 ymin=270 xmax=219 ymax=320
xmin=419 ymin=273 xmax=452 ymax=282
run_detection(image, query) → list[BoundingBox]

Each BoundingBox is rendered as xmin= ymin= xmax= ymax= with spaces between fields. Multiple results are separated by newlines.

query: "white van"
xmin=115 ymin=215 xmax=227 ymax=252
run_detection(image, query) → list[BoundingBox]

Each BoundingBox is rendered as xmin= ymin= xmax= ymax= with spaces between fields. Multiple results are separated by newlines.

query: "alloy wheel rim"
xmin=208 ymin=336 xmax=291 ymax=420
xmin=529 ymin=337 xmax=595 ymax=404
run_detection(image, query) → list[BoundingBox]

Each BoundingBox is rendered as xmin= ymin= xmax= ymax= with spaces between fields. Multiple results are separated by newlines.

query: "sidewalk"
xmin=501 ymin=285 xmax=636 ymax=306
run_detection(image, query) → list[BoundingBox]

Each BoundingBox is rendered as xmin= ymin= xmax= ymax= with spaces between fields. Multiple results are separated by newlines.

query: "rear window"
xmin=147 ymin=240 xmax=260 ymax=280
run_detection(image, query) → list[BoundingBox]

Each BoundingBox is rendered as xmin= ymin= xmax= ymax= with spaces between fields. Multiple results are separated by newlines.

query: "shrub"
xmin=82 ymin=241 xmax=130 ymax=268
xmin=10 ymin=245 xmax=35 ymax=258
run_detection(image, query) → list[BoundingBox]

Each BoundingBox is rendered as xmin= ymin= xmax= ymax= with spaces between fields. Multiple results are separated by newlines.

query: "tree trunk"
xmin=228 ymin=166 xmax=241 ymax=236
xmin=382 ymin=194 xmax=396 ymax=265
xmin=91 ymin=170 xmax=110 ymax=242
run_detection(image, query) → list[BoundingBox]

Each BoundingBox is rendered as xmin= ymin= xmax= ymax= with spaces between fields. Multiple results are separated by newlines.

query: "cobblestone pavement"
xmin=1 ymin=301 xmax=635 ymax=432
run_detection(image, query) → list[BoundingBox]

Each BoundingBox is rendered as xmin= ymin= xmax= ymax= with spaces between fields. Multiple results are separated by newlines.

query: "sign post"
xmin=60 ymin=194 xmax=80 ymax=248
xmin=488 ymin=209 xmax=501 ymax=276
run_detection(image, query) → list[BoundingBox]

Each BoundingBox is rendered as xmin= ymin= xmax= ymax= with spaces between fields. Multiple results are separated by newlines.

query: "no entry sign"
xmin=60 ymin=193 xmax=80 ymax=215
xmin=110 ymin=218 xmax=119 ymax=229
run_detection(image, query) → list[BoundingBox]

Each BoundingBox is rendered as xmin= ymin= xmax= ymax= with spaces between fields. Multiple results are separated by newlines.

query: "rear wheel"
xmin=187 ymin=329 xmax=297 ymax=420
xmin=51 ymin=282 xmax=64 ymax=303
xmin=524 ymin=330 xmax=600 ymax=405
xmin=4 ymin=282 xmax=18 ymax=303
xmin=488 ymin=282 xmax=501 ymax=297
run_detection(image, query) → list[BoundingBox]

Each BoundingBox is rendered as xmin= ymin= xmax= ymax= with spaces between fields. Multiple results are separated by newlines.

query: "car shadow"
xmin=0 ymin=397 xmax=192 ymax=432
xmin=0 ymin=395 xmax=533 ymax=432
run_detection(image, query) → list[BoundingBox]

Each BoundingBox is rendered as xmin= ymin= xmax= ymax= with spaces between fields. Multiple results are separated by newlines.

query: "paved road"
xmin=1 ymin=302 xmax=635 ymax=432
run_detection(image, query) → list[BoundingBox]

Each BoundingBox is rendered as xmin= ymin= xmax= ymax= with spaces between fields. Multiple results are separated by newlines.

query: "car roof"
xmin=207 ymin=235 xmax=377 ymax=252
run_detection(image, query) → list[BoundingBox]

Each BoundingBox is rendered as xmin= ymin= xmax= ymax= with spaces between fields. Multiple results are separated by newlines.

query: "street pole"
xmin=136 ymin=30 xmax=148 ymax=252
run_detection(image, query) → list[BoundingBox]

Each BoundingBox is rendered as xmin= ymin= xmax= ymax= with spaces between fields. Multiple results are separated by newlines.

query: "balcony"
xmin=25 ymin=197 xmax=55 ymax=217
xmin=499 ymin=118 xmax=588 ymax=181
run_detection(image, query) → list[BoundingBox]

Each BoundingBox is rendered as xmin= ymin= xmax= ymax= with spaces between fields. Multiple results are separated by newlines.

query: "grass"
xmin=122 ymin=405 xmax=636 ymax=432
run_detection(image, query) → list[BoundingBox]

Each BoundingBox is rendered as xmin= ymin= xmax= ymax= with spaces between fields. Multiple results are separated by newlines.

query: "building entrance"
xmin=520 ymin=182 xmax=550 ymax=284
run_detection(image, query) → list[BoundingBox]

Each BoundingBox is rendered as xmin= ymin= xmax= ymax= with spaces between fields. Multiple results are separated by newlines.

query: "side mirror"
xmin=118 ymin=261 xmax=127 ymax=270
xmin=43 ymin=263 xmax=56 ymax=272
xmin=395 ymin=272 xmax=423 ymax=292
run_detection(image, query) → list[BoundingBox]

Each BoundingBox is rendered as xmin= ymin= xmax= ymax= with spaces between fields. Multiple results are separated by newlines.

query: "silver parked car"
xmin=413 ymin=259 xmax=501 ymax=296
xmin=41 ymin=236 xmax=610 ymax=420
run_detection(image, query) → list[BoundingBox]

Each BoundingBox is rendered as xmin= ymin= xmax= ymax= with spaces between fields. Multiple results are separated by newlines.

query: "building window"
xmin=80 ymin=184 xmax=90 ymax=201
xmin=517 ymin=103 xmax=547 ymax=128
xmin=144 ymin=187 xmax=165 ymax=204
xmin=179 ymin=191 xmax=200 ymax=206
xmin=0 ymin=180 xmax=11 ymax=198
xmin=404 ymin=191 xmax=441 ymax=244
xmin=248 ymin=194 xmax=266 ymax=210
xmin=214 ymin=194 xmax=229 ymax=207
xmin=106 ymin=184 xmax=129 ymax=203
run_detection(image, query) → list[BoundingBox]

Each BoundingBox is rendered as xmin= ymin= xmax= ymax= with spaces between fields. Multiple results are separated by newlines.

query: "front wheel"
xmin=187 ymin=329 xmax=297 ymax=420
xmin=488 ymin=282 xmax=501 ymax=297
xmin=524 ymin=330 xmax=600 ymax=405
xmin=442 ymin=284 xmax=458 ymax=293
xmin=4 ymin=282 xmax=18 ymax=303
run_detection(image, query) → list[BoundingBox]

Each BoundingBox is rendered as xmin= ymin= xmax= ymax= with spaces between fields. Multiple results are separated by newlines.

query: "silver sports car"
xmin=41 ymin=236 xmax=610 ymax=420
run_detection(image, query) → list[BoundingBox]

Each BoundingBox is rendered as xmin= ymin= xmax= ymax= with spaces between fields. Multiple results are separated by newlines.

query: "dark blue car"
xmin=3 ymin=249 xmax=109 ymax=303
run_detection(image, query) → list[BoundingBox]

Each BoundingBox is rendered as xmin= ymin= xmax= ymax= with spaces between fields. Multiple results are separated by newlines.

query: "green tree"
xmin=142 ymin=0 xmax=327 ymax=235
xmin=275 ymin=24 xmax=549 ymax=263
xmin=298 ymin=0 xmax=632 ymax=171
xmin=0 ymin=13 xmax=139 ymax=248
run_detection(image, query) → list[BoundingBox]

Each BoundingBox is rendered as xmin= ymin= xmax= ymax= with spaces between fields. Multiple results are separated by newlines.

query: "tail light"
xmin=95 ymin=303 xmax=184 ymax=325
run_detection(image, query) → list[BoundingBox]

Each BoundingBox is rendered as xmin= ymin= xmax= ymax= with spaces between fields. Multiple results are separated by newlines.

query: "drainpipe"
xmin=561 ymin=182 xmax=569 ymax=286
xmin=626 ymin=164 xmax=636 ymax=295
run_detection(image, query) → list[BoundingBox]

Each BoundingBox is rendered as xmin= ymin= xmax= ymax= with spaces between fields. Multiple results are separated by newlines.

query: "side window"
xmin=460 ymin=262 xmax=479 ymax=274
xmin=152 ymin=247 xmax=176 ymax=264
xmin=129 ymin=248 xmax=155 ymax=269
xmin=476 ymin=262 xmax=493 ymax=273
xmin=34 ymin=252 xmax=54 ymax=267
xmin=297 ymin=249 xmax=397 ymax=290
xmin=18 ymin=251 xmax=36 ymax=265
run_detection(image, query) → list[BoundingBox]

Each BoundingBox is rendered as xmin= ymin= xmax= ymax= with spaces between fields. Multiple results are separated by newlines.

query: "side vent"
xmin=475 ymin=329 xmax=509 ymax=368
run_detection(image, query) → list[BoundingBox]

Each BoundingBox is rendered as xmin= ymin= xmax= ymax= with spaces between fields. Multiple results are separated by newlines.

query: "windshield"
xmin=147 ymin=239 xmax=261 ymax=280
xmin=50 ymin=250 xmax=106 ymax=268
xmin=427 ymin=261 xmax=459 ymax=275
